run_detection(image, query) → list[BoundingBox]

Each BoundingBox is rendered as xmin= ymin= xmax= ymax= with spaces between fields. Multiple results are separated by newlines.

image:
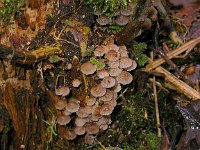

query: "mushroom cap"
xmin=62 ymin=108 xmax=71 ymax=116
xmin=57 ymin=115 xmax=71 ymax=125
xmin=101 ymin=77 xmax=116 ymax=88
xmin=106 ymin=43 xmax=119 ymax=51
xmin=80 ymin=62 xmax=96 ymax=75
xmin=116 ymin=71 xmax=133 ymax=85
xmin=92 ymin=104 xmax=101 ymax=116
xmin=64 ymin=129 xmax=77 ymax=140
xmin=85 ymin=122 xmax=99 ymax=134
xmin=55 ymin=86 xmax=70 ymax=96
xmin=104 ymin=99 xmax=117 ymax=107
xmin=100 ymin=124 xmax=108 ymax=131
xmin=84 ymin=134 xmax=95 ymax=144
xmin=119 ymin=49 xmax=128 ymax=57
xmin=89 ymin=114 xmax=101 ymax=121
xmin=97 ymin=70 xmax=109 ymax=79
xmin=113 ymin=83 xmax=121 ymax=93
xmin=115 ymin=15 xmax=129 ymax=26
xmin=96 ymin=15 xmax=110 ymax=25
xmin=91 ymin=84 xmax=106 ymax=97
xmin=55 ymin=100 xmax=67 ymax=110
xmin=100 ymin=104 xmax=114 ymax=116
xmin=75 ymin=117 xmax=87 ymax=126
xmin=99 ymin=89 xmax=114 ymax=102
xmin=105 ymin=50 xmax=120 ymax=61
xmin=108 ymin=60 xmax=120 ymax=68
xmin=109 ymin=68 xmax=122 ymax=77
xmin=119 ymin=57 xmax=133 ymax=69
xmin=65 ymin=98 xmax=80 ymax=113
xmin=86 ymin=97 xmax=96 ymax=106
xmin=74 ymin=126 xmax=86 ymax=135
xmin=98 ymin=116 xmax=110 ymax=125
xmin=120 ymin=3 xmax=135 ymax=16
xmin=94 ymin=45 xmax=108 ymax=57
xmin=126 ymin=60 xmax=137 ymax=71
xmin=72 ymin=79 xmax=81 ymax=87
xmin=76 ymin=107 xmax=90 ymax=118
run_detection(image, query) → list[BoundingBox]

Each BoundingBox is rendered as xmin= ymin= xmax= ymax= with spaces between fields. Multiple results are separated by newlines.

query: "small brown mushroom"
xmin=106 ymin=43 xmax=119 ymax=51
xmin=55 ymin=86 xmax=70 ymax=97
xmin=108 ymin=60 xmax=120 ymax=68
xmin=75 ymin=117 xmax=87 ymax=126
xmin=65 ymin=98 xmax=80 ymax=113
xmin=97 ymin=70 xmax=109 ymax=79
xmin=101 ymin=77 xmax=116 ymax=88
xmin=105 ymin=50 xmax=120 ymax=61
xmin=94 ymin=45 xmax=108 ymax=57
xmin=55 ymin=100 xmax=67 ymax=110
xmin=104 ymin=99 xmax=117 ymax=107
xmin=120 ymin=3 xmax=135 ymax=16
xmin=98 ymin=116 xmax=109 ymax=125
xmin=76 ymin=107 xmax=90 ymax=118
xmin=109 ymin=68 xmax=122 ymax=77
xmin=64 ymin=129 xmax=77 ymax=140
xmin=96 ymin=15 xmax=110 ymax=25
xmin=119 ymin=57 xmax=133 ymax=69
xmin=99 ymin=124 xmax=108 ymax=131
xmin=72 ymin=79 xmax=81 ymax=87
xmin=100 ymin=104 xmax=114 ymax=116
xmin=84 ymin=134 xmax=95 ymax=144
xmin=116 ymin=71 xmax=133 ymax=85
xmin=86 ymin=97 xmax=96 ymax=106
xmin=91 ymin=84 xmax=106 ymax=97
xmin=115 ymin=15 xmax=129 ymax=26
xmin=74 ymin=126 xmax=86 ymax=135
xmin=62 ymin=108 xmax=71 ymax=116
xmin=126 ymin=60 xmax=137 ymax=71
xmin=80 ymin=62 xmax=96 ymax=75
xmin=85 ymin=122 xmax=99 ymax=134
xmin=57 ymin=115 xmax=71 ymax=125
xmin=113 ymin=83 xmax=121 ymax=93
xmin=99 ymin=89 xmax=114 ymax=102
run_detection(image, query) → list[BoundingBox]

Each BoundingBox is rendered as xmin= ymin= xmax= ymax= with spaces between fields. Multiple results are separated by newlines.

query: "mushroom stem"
xmin=82 ymin=73 xmax=89 ymax=98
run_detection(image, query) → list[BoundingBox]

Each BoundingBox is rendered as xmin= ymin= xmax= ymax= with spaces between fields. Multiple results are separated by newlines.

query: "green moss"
xmin=90 ymin=57 xmax=103 ymax=67
xmin=0 ymin=0 xmax=25 ymax=24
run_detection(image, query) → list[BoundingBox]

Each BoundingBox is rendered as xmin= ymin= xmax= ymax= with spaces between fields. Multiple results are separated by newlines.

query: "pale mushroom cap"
xmin=91 ymin=84 xmax=106 ymax=97
xmin=80 ymin=62 xmax=97 ymax=75
xmin=57 ymin=115 xmax=71 ymax=125
xmin=119 ymin=49 xmax=129 ymax=57
xmin=64 ymin=129 xmax=77 ymax=140
xmin=116 ymin=71 xmax=133 ymax=85
xmin=100 ymin=104 xmax=114 ymax=116
xmin=119 ymin=57 xmax=133 ymax=69
xmin=65 ymin=98 xmax=80 ymax=113
xmin=100 ymin=124 xmax=108 ymax=131
xmin=55 ymin=100 xmax=67 ymax=110
xmin=74 ymin=126 xmax=86 ymax=135
xmin=105 ymin=99 xmax=117 ymax=107
xmin=109 ymin=68 xmax=122 ymax=77
xmin=55 ymin=86 xmax=70 ymax=96
xmin=106 ymin=43 xmax=119 ymax=51
xmin=98 ymin=116 xmax=109 ymax=125
xmin=76 ymin=107 xmax=90 ymax=118
xmin=94 ymin=45 xmax=108 ymax=57
xmin=89 ymin=114 xmax=101 ymax=121
xmin=99 ymin=89 xmax=114 ymax=102
xmin=92 ymin=104 xmax=101 ymax=116
xmin=101 ymin=77 xmax=116 ymax=88
xmin=85 ymin=122 xmax=100 ymax=134
xmin=115 ymin=15 xmax=129 ymax=26
xmin=96 ymin=15 xmax=110 ymax=25
xmin=108 ymin=60 xmax=120 ymax=68
xmin=97 ymin=70 xmax=109 ymax=79
xmin=119 ymin=45 xmax=127 ymax=51
xmin=126 ymin=60 xmax=137 ymax=71
xmin=105 ymin=50 xmax=120 ymax=61
xmin=113 ymin=83 xmax=121 ymax=93
xmin=86 ymin=97 xmax=96 ymax=106
xmin=84 ymin=134 xmax=95 ymax=144
xmin=75 ymin=117 xmax=87 ymax=126
xmin=72 ymin=79 xmax=81 ymax=87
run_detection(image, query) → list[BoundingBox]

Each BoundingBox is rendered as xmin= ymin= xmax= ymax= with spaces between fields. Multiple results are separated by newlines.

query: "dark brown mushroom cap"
xmin=72 ymin=79 xmax=81 ymax=87
xmin=126 ymin=60 xmax=137 ymax=71
xmin=105 ymin=50 xmax=120 ymax=61
xmin=97 ymin=70 xmax=109 ymax=79
xmin=91 ymin=84 xmax=106 ymax=97
xmin=94 ymin=45 xmax=108 ymax=57
xmin=64 ymin=129 xmax=77 ymax=140
xmin=65 ymin=98 xmax=80 ymax=113
xmin=55 ymin=100 xmax=67 ymax=110
xmin=108 ymin=60 xmax=120 ymax=68
xmin=116 ymin=71 xmax=133 ymax=85
xmin=57 ymin=115 xmax=71 ymax=125
xmin=84 ymin=134 xmax=95 ymax=144
xmin=55 ymin=86 xmax=70 ymax=97
xmin=75 ymin=117 xmax=87 ymax=126
xmin=109 ymin=68 xmax=122 ymax=77
xmin=85 ymin=122 xmax=100 ymax=134
xmin=119 ymin=57 xmax=133 ymax=69
xmin=74 ymin=126 xmax=86 ymax=135
xmin=99 ymin=89 xmax=114 ymax=102
xmin=96 ymin=15 xmax=110 ymax=25
xmin=115 ymin=15 xmax=129 ymax=26
xmin=86 ymin=97 xmax=96 ymax=106
xmin=101 ymin=77 xmax=116 ymax=88
xmin=80 ymin=62 xmax=97 ymax=75
xmin=100 ymin=104 xmax=114 ymax=116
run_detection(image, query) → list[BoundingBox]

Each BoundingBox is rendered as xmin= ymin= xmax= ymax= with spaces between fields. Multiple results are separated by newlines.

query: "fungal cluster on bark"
xmin=53 ymin=43 xmax=137 ymax=144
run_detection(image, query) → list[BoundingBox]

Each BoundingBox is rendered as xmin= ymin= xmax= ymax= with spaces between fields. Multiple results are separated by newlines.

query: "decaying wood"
xmin=145 ymin=36 xmax=200 ymax=71
xmin=155 ymin=67 xmax=200 ymax=100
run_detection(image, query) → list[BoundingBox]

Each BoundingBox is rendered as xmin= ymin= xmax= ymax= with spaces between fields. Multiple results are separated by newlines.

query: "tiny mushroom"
xmin=100 ymin=104 xmax=114 ymax=116
xmin=57 ymin=115 xmax=71 ymax=125
xmin=91 ymin=84 xmax=106 ymax=97
xmin=62 ymin=108 xmax=71 ymax=116
xmin=101 ymin=76 xmax=116 ymax=88
xmin=65 ymin=98 xmax=80 ymax=113
xmin=106 ymin=43 xmax=119 ymax=51
xmin=94 ymin=45 xmax=108 ymax=57
xmin=96 ymin=16 xmax=110 ymax=25
xmin=55 ymin=86 xmax=70 ymax=97
xmin=64 ymin=129 xmax=77 ymax=140
xmin=115 ymin=15 xmax=129 ymax=26
xmin=126 ymin=60 xmax=137 ymax=71
xmin=85 ymin=122 xmax=100 ymax=134
xmin=74 ymin=126 xmax=86 ymax=135
xmin=105 ymin=50 xmax=120 ymax=61
xmin=108 ymin=60 xmax=120 ymax=68
xmin=100 ymin=124 xmax=108 ymax=131
xmin=109 ymin=68 xmax=122 ymax=77
xmin=113 ymin=83 xmax=121 ymax=93
xmin=75 ymin=117 xmax=87 ymax=126
xmin=55 ymin=100 xmax=67 ymax=110
xmin=119 ymin=57 xmax=133 ymax=69
xmin=116 ymin=71 xmax=133 ymax=85
xmin=86 ymin=97 xmax=96 ymax=106
xmin=80 ymin=62 xmax=96 ymax=75
xmin=76 ymin=107 xmax=90 ymax=118
xmin=84 ymin=134 xmax=95 ymax=144
xmin=100 ymin=89 xmax=114 ymax=102
xmin=72 ymin=79 xmax=81 ymax=87
xmin=97 ymin=70 xmax=109 ymax=79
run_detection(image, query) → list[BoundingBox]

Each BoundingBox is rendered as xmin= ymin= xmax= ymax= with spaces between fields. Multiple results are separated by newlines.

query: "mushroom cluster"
xmin=53 ymin=43 xmax=137 ymax=144
xmin=95 ymin=3 xmax=136 ymax=26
